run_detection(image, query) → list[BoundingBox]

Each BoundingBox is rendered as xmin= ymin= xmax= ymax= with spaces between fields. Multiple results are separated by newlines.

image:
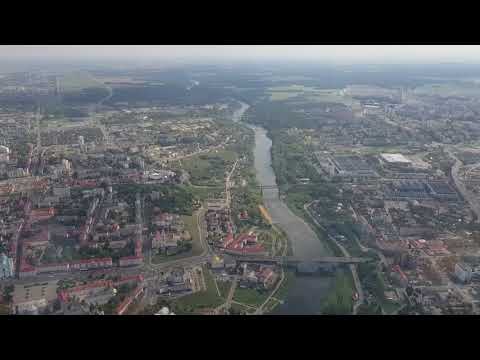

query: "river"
xmin=233 ymin=101 xmax=333 ymax=314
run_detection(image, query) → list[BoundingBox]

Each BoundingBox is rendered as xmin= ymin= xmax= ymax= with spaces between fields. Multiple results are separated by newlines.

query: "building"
xmin=152 ymin=230 xmax=181 ymax=253
xmin=113 ymin=274 xmax=144 ymax=288
xmin=59 ymin=280 xmax=112 ymax=303
xmin=36 ymin=263 xmax=70 ymax=274
xmin=12 ymin=280 xmax=58 ymax=314
xmin=19 ymin=263 xmax=37 ymax=278
xmin=209 ymin=255 xmax=225 ymax=270
xmin=0 ymin=145 xmax=10 ymax=162
xmin=455 ymin=262 xmax=472 ymax=284
xmin=327 ymin=155 xmax=377 ymax=178
xmin=223 ymin=232 xmax=267 ymax=256
xmin=119 ymin=255 xmax=143 ymax=267
xmin=426 ymin=181 xmax=458 ymax=201
xmin=380 ymin=153 xmax=412 ymax=167
xmin=70 ymin=257 xmax=113 ymax=271
xmin=29 ymin=207 xmax=56 ymax=223
xmin=257 ymin=267 xmax=279 ymax=289
xmin=0 ymin=253 xmax=14 ymax=279
xmin=155 ymin=306 xmax=175 ymax=315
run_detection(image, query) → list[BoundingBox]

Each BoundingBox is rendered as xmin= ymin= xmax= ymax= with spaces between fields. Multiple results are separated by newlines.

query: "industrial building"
xmin=327 ymin=155 xmax=377 ymax=178
xmin=426 ymin=181 xmax=459 ymax=201
xmin=380 ymin=153 xmax=412 ymax=168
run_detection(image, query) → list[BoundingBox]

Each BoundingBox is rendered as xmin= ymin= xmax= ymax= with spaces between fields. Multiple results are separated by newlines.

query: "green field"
xmin=182 ymin=150 xmax=237 ymax=186
xmin=173 ymin=267 xmax=224 ymax=313
xmin=188 ymin=185 xmax=224 ymax=202
xmin=217 ymin=280 xmax=232 ymax=299
xmin=60 ymin=71 xmax=106 ymax=92
xmin=232 ymin=287 xmax=270 ymax=307
xmin=230 ymin=302 xmax=255 ymax=314
xmin=267 ymin=85 xmax=360 ymax=108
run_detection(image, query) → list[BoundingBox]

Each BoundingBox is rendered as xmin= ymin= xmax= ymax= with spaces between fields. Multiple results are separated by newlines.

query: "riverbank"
xmin=233 ymin=100 xmax=336 ymax=314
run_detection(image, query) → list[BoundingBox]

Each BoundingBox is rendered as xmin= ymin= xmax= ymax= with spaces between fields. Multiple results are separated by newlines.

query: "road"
xmin=446 ymin=148 xmax=480 ymax=222
xmin=225 ymin=159 xmax=238 ymax=207
xmin=225 ymin=276 xmax=239 ymax=311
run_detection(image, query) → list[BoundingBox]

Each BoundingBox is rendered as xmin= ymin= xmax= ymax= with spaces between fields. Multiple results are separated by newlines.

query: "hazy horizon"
xmin=1 ymin=45 xmax=480 ymax=67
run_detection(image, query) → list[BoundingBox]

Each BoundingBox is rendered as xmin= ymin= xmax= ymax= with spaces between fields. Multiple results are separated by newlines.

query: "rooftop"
xmin=381 ymin=153 xmax=411 ymax=164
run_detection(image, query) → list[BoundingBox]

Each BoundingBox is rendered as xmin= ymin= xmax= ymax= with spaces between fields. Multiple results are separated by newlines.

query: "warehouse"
xmin=327 ymin=155 xmax=377 ymax=178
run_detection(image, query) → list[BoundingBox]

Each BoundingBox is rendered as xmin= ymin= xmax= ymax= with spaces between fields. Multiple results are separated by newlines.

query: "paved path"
xmin=255 ymin=269 xmax=285 ymax=315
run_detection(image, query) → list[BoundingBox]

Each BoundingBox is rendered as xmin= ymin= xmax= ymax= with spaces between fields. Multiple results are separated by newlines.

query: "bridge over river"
xmin=235 ymin=255 xmax=373 ymax=266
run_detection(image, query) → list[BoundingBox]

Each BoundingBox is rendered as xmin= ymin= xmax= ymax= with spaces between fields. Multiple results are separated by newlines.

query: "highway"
xmin=446 ymin=148 xmax=480 ymax=222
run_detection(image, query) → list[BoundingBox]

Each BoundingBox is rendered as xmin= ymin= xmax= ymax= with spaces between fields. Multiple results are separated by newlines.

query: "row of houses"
xmin=19 ymin=257 xmax=114 ymax=278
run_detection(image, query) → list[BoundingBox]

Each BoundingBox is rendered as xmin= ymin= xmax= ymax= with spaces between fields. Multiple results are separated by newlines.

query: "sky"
xmin=1 ymin=45 xmax=480 ymax=65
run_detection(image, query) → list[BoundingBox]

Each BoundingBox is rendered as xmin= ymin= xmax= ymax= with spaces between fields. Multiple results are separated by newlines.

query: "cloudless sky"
xmin=1 ymin=45 xmax=480 ymax=64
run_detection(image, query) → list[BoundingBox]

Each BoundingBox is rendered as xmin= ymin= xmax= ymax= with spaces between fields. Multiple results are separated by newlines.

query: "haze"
xmin=2 ymin=45 xmax=480 ymax=65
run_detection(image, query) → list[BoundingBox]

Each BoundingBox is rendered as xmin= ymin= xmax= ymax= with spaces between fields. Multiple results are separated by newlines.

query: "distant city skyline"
xmin=1 ymin=45 xmax=480 ymax=65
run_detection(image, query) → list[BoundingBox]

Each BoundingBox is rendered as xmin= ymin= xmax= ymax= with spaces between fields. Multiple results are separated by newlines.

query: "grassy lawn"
xmin=263 ymin=298 xmax=280 ymax=313
xmin=173 ymin=267 xmax=224 ymax=313
xmin=230 ymin=302 xmax=254 ymax=315
xmin=188 ymin=186 xmax=224 ymax=203
xmin=151 ymin=213 xmax=203 ymax=264
xmin=182 ymin=150 xmax=237 ymax=186
xmin=381 ymin=300 xmax=402 ymax=314
xmin=217 ymin=280 xmax=231 ymax=299
xmin=233 ymin=287 xmax=270 ymax=307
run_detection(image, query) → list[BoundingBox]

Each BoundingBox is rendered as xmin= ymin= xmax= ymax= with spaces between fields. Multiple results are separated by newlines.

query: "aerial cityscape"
xmin=2 ymin=45 xmax=480 ymax=315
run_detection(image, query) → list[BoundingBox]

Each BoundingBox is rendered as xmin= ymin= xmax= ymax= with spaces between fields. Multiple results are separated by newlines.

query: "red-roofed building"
xmin=222 ymin=231 xmax=235 ymax=248
xmin=37 ymin=263 xmax=70 ymax=274
xmin=223 ymin=232 xmax=266 ymax=256
xmin=70 ymin=257 xmax=113 ymax=271
xmin=119 ymin=255 xmax=143 ymax=267
xmin=113 ymin=274 xmax=144 ymax=287
xmin=30 ymin=207 xmax=55 ymax=223
xmin=18 ymin=263 xmax=37 ymax=278
xmin=23 ymin=228 xmax=50 ymax=246
xmin=59 ymin=280 xmax=113 ymax=302
xmin=238 ymin=211 xmax=249 ymax=221
xmin=257 ymin=267 xmax=279 ymax=289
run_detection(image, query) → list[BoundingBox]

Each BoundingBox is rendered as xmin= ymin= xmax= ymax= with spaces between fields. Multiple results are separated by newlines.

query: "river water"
xmin=233 ymin=101 xmax=333 ymax=314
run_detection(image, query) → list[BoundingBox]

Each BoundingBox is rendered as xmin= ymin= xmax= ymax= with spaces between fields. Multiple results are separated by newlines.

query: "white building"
xmin=0 ymin=253 xmax=14 ymax=279
xmin=380 ymin=153 xmax=412 ymax=166
xmin=155 ymin=306 xmax=175 ymax=315
xmin=62 ymin=159 xmax=72 ymax=175
xmin=0 ymin=145 xmax=10 ymax=162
